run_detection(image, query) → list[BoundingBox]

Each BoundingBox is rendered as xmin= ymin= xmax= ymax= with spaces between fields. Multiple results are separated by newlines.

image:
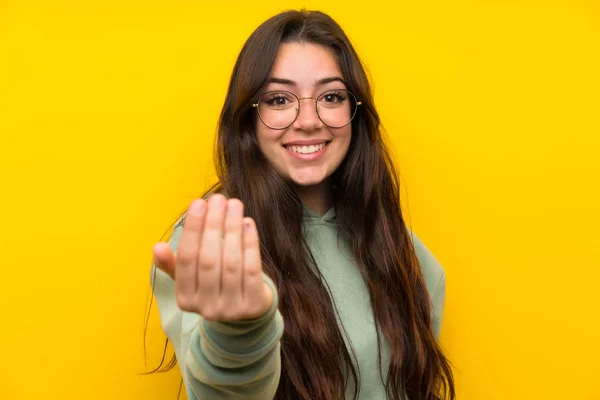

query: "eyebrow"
xmin=267 ymin=76 xmax=347 ymax=86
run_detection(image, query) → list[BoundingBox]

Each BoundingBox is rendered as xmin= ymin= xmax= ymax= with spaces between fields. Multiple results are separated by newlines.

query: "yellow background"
xmin=1 ymin=0 xmax=599 ymax=399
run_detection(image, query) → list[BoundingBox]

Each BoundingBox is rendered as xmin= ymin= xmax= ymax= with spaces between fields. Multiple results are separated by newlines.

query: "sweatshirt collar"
xmin=302 ymin=205 xmax=336 ymax=223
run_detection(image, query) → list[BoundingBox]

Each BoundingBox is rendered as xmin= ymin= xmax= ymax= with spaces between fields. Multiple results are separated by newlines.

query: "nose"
xmin=292 ymin=97 xmax=323 ymax=132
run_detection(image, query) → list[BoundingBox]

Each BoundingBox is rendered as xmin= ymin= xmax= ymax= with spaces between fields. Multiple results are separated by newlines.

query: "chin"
xmin=287 ymin=171 xmax=329 ymax=188
xmin=291 ymin=179 xmax=325 ymax=187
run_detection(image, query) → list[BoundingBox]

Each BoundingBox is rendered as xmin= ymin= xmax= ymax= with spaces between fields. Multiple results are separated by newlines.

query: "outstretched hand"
xmin=152 ymin=194 xmax=273 ymax=322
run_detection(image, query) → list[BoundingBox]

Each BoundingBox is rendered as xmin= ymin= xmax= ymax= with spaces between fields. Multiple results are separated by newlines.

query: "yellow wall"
xmin=1 ymin=1 xmax=599 ymax=399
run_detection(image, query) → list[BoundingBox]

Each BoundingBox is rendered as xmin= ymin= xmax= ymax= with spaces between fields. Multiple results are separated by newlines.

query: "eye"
xmin=262 ymin=92 xmax=295 ymax=108
xmin=320 ymin=90 xmax=347 ymax=104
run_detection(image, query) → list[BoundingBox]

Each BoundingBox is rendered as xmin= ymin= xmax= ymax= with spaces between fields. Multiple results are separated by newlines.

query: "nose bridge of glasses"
xmin=296 ymin=96 xmax=320 ymax=118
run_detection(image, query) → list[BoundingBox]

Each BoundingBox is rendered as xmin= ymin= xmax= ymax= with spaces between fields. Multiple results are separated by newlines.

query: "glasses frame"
xmin=252 ymin=89 xmax=362 ymax=130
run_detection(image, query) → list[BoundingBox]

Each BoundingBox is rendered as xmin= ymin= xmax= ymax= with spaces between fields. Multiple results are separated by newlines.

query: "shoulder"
xmin=409 ymin=230 xmax=445 ymax=300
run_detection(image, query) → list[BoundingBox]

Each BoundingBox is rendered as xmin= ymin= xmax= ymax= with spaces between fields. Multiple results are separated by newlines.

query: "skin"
xmin=153 ymin=195 xmax=272 ymax=321
xmin=152 ymin=43 xmax=352 ymax=322
xmin=257 ymin=43 xmax=352 ymax=215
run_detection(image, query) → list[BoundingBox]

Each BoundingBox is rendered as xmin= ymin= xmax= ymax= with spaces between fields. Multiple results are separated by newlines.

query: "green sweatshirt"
xmin=151 ymin=206 xmax=446 ymax=400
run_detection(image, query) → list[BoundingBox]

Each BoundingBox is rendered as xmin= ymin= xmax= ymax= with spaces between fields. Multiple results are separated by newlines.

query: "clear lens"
xmin=257 ymin=91 xmax=299 ymax=130
xmin=316 ymin=90 xmax=357 ymax=128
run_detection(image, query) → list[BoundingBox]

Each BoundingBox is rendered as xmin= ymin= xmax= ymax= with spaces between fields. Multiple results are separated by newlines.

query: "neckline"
xmin=302 ymin=205 xmax=336 ymax=223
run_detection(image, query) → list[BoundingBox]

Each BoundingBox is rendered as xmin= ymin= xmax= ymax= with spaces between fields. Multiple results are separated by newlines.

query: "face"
xmin=255 ymin=42 xmax=352 ymax=188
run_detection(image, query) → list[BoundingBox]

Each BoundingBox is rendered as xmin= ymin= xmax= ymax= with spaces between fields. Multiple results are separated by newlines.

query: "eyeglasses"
xmin=252 ymin=89 xmax=361 ymax=130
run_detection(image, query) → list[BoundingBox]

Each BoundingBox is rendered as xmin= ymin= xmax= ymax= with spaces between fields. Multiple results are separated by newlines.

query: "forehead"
xmin=269 ymin=42 xmax=343 ymax=84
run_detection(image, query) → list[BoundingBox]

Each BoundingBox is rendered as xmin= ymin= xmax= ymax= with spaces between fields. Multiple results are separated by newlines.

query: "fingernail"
xmin=244 ymin=220 xmax=253 ymax=232
xmin=190 ymin=200 xmax=205 ymax=216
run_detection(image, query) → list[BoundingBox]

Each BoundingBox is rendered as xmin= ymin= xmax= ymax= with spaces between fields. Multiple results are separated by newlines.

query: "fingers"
xmin=161 ymin=195 xmax=271 ymax=321
xmin=197 ymin=194 xmax=227 ymax=309
xmin=220 ymin=199 xmax=244 ymax=315
xmin=152 ymin=242 xmax=175 ymax=280
xmin=242 ymin=217 xmax=271 ymax=317
xmin=175 ymin=199 xmax=206 ymax=304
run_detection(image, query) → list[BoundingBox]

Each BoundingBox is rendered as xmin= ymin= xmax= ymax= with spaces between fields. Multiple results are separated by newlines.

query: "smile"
xmin=284 ymin=142 xmax=328 ymax=154
xmin=283 ymin=141 xmax=330 ymax=161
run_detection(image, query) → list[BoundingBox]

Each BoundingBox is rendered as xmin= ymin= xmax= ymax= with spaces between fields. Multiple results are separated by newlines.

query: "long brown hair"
xmin=146 ymin=9 xmax=455 ymax=400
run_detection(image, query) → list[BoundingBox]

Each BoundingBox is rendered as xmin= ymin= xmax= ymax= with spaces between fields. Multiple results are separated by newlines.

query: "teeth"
xmin=287 ymin=143 xmax=326 ymax=154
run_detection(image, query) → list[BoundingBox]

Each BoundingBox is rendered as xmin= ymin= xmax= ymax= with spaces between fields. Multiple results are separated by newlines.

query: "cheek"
xmin=336 ymin=128 xmax=352 ymax=154
xmin=255 ymin=124 xmax=283 ymax=157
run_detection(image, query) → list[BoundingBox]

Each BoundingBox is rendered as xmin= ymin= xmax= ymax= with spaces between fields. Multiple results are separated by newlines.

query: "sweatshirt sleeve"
xmin=430 ymin=271 xmax=446 ymax=339
xmin=409 ymin=231 xmax=447 ymax=340
xmin=150 ymin=218 xmax=284 ymax=400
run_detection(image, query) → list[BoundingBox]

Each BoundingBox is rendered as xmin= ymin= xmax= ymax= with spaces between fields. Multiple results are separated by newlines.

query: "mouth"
xmin=283 ymin=141 xmax=330 ymax=155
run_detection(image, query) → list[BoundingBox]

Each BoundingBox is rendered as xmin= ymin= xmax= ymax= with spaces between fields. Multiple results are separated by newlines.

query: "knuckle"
xmin=244 ymin=263 xmax=262 ymax=277
xmin=202 ymin=228 xmax=223 ymax=245
xmin=204 ymin=212 xmax=222 ymax=228
xmin=175 ymin=248 xmax=196 ymax=265
xmin=243 ymin=304 xmax=262 ymax=320
xmin=201 ymin=307 xmax=221 ymax=322
xmin=198 ymin=258 xmax=216 ymax=271
xmin=225 ymin=210 xmax=243 ymax=232
xmin=224 ymin=217 xmax=241 ymax=232
xmin=198 ymin=251 xmax=218 ymax=270
xmin=222 ymin=310 xmax=240 ymax=322
xmin=223 ymin=265 xmax=240 ymax=276
xmin=176 ymin=294 xmax=196 ymax=312
xmin=222 ymin=257 xmax=241 ymax=274
xmin=220 ymin=300 xmax=241 ymax=321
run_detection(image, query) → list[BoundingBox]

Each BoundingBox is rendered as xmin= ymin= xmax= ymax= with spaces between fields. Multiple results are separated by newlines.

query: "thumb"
xmin=152 ymin=242 xmax=176 ymax=280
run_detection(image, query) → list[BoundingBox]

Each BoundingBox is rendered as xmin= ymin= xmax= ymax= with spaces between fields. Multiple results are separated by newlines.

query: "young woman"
xmin=150 ymin=9 xmax=455 ymax=400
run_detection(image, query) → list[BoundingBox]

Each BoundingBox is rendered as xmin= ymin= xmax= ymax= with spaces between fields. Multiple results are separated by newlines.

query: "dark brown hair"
xmin=146 ymin=9 xmax=455 ymax=400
